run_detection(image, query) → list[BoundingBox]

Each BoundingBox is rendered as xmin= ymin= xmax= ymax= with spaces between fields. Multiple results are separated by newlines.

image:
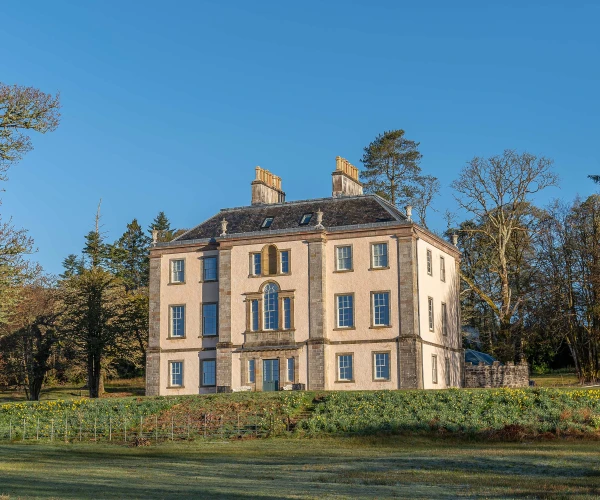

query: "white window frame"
xmin=428 ymin=297 xmax=434 ymax=331
xmin=170 ymin=305 xmax=185 ymax=338
xmin=201 ymin=359 xmax=216 ymax=387
xmin=337 ymin=354 xmax=353 ymax=381
xmin=426 ymin=249 xmax=432 ymax=276
xmin=372 ymin=292 xmax=390 ymax=327
xmin=336 ymin=294 xmax=354 ymax=328
xmin=169 ymin=361 xmax=183 ymax=387
xmin=263 ymin=283 xmax=279 ymax=331
xmin=203 ymin=256 xmax=218 ymax=282
xmin=283 ymin=297 xmax=291 ymax=330
xmin=371 ymin=243 xmax=388 ymax=268
xmin=335 ymin=245 xmax=352 ymax=271
xmin=432 ymin=354 xmax=438 ymax=384
xmin=248 ymin=359 xmax=256 ymax=383
xmin=440 ymin=256 xmax=446 ymax=282
xmin=250 ymin=299 xmax=259 ymax=331
xmin=280 ymin=250 xmax=290 ymax=274
xmin=170 ymin=259 xmax=185 ymax=283
xmin=202 ymin=303 xmax=218 ymax=337
xmin=441 ymin=302 xmax=447 ymax=336
xmin=251 ymin=253 xmax=262 ymax=276
xmin=373 ymin=352 xmax=390 ymax=380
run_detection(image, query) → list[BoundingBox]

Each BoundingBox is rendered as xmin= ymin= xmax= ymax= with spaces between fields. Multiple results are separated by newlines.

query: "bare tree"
xmin=0 ymin=83 xmax=61 ymax=180
xmin=452 ymin=150 xmax=558 ymax=361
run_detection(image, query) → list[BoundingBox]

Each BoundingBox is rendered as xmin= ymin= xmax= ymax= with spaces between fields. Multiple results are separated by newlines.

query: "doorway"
xmin=263 ymin=359 xmax=279 ymax=391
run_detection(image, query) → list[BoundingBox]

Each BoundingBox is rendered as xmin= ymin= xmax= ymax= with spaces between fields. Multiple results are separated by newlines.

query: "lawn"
xmin=0 ymin=378 xmax=145 ymax=404
xmin=0 ymin=437 xmax=599 ymax=499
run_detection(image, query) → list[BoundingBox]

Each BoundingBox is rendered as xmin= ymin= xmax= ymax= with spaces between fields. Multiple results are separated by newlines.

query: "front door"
xmin=263 ymin=359 xmax=279 ymax=391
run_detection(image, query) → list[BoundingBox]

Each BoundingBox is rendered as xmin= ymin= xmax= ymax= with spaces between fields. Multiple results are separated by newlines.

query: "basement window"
xmin=299 ymin=213 xmax=313 ymax=225
xmin=261 ymin=217 xmax=274 ymax=229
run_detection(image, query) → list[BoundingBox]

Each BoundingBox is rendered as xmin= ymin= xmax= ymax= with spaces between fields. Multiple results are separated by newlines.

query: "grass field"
xmin=0 ymin=437 xmax=599 ymax=499
xmin=0 ymin=378 xmax=145 ymax=404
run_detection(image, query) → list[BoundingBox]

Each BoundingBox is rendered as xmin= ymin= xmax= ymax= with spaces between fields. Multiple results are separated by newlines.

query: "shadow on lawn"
xmin=0 ymin=439 xmax=599 ymax=499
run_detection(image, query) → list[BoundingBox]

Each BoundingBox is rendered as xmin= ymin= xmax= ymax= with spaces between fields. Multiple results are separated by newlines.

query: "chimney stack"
xmin=251 ymin=166 xmax=285 ymax=205
xmin=332 ymin=156 xmax=363 ymax=197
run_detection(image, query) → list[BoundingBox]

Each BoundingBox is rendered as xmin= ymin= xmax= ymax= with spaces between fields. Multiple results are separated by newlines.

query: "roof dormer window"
xmin=261 ymin=217 xmax=274 ymax=229
xmin=299 ymin=213 xmax=313 ymax=225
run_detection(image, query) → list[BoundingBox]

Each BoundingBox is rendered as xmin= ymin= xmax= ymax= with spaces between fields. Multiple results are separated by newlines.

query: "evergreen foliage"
xmin=360 ymin=129 xmax=439 ymax=227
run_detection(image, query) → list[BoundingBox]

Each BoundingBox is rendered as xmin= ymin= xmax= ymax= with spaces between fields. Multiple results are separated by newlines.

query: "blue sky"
xmin=1 ymin=1 xmax=598 ymax=274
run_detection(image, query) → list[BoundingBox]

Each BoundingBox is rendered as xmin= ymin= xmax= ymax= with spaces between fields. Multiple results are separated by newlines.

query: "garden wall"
xmin=464 ymin=361 xmax=529 ymax=388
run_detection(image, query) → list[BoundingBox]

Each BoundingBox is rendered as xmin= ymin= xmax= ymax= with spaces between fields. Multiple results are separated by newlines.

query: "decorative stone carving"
xmin=220 ymin=218 xmax=228 ymax=237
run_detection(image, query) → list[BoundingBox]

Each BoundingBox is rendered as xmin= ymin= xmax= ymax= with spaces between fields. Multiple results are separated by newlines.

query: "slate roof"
xmin=173 ymin=195 xmax=408 ymax=242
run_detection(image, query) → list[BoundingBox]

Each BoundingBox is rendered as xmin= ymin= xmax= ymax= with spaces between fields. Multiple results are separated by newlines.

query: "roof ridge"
xmin=219 ymin=194 xmax=370 ymax=212
xmin=371 ymin=194 xmax=408 ymax=221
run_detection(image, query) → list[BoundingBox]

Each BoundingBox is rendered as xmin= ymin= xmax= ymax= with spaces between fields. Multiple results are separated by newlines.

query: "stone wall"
xmin=464 ymin=361 xmax=529 ymax=388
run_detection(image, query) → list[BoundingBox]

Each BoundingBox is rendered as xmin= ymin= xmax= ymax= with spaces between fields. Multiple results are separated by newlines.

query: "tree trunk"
xmin=88 ymin=353 xmax=102 ymax=398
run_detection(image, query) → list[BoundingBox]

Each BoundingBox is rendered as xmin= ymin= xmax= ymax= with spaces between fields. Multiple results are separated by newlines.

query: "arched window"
xmin=263 ymin=283 xmax=279 ymax=330
xmin=267 ymin=245 xmax=278 ymax=275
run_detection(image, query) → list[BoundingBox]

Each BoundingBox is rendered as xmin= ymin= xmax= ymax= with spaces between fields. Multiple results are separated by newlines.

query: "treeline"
xmin=362 ymin=132 xmax=600 ymax=383
xmin=0 ymin=208 xmax=179 ymax=400
xmin=1 ymin=82 xmax=599 ymax=399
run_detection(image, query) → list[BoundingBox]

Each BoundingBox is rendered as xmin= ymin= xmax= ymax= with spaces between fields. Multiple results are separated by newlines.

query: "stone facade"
xmin=147 ymin=158 xmax=464 ymax=395
xmin=145 ymin=257 xmax=161 ymax=396
xmin=464 ymin=361 xmax=529 ymax=388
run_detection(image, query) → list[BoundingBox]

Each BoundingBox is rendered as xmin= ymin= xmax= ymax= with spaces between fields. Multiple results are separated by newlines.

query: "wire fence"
xmin=0 ymin=411 xmax=296 ymax=444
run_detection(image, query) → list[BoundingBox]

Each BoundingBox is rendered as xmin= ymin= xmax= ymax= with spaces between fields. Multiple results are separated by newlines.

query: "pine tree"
xmin=60 ymin=254 xmax=83 ymax=279
xmin=148 ymin=211 xmax=175 ymax=242
xmin=109 ymin=219 xmax=150 ymax=291
xmin=360 ymin=130 xmax=439 ymax=227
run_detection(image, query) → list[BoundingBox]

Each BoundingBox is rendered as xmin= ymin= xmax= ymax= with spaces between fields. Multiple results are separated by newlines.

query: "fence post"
xmin=170 ymin=415 xmax=174 ymax=441
xmin=79 ymin=417 xmax=82 ymax=442
xmin=203 ymin=414 xmax=206 ymax=439
xmin=154 ymin=415 xmax=158 ymax=443
xmin=140 ymin=416 xmax=143 ymax=439
xmin=94 ymin=417 xmax=97 ymax=442
xmin=124 ymin=419 xmax=127 ymax=444
xmin=22 ymin=418 xmax=25 ymax=442
xmin=187 ymin=414 xmax=190 ymax=440
xmin=109 ymin=417 xmax=112 ymax=442
xmin=51 ymin=419 xmax=54 ymax=442
xmin=9 ymin=419 xmax=12 ymax=441
xmin=64 ymin=415 xmax=68 ymax=443
xmin=36 ymin=417 xmax=39 ymax=441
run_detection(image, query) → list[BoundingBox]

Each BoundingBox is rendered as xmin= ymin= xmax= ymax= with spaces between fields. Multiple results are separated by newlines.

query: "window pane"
xmin=336 ymin=246 xmax=352 ymax=271
xmin=445 ymin=357 xmax=450 ymax=386
xmin=338 ymin=355 xmax=353 ymax=381
xmin=251 ymin=300 xmax=259 ymax=331
xmin=428 ymin=298 xmax=434 ymax=331
xmin=374 ymin=353 xmax=389 ymax=380
xmin=427 ymin=250 xmax=432 ymax=275
xmin=373 ymin=292 xmax=390 ymax=326
xmin=171 ymin=305 xmax=185 ymax=337
xmin=283 ymin=297 xmax=291 ymax=329
xmin=337 ymin=295 xmax=353 ymax=328
xmin=252 ymin=254 xmax=261 ymax=275
xmin=373 ymin=243 xmax=388 ymax=268
xmin=203 ymin=257 xmax=217 ymax=281
xmin=203 ymin=303 xmax=217 ymax=336
xmin=440 ymin=257 xmax=446 ymax=282
xmin=300 ymin=213 xmax=312 ymax=225
xmin=280 ymin=251 xmax=289 ymax=274
xmin=248 ymin=359 xmax=255 ymax=383
xmin=432 ymin=355 xmax=438 ymax=384
xmin=170 ymin=362 xmax=182 ymax=386
xmin=261 ymin=217 xmax=274 ymax=228
xmin=263 ymin=283 xmax=279 ymax=330
xmin=442 ymin=303 xmax=447 ymax=336
xmin=202 ymin=360 xmax=216 ymax=386
xmin=171 ymin=260 xmax=184 ymax=283
xmin=287 ymin=358 xmax=294 ymax=382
